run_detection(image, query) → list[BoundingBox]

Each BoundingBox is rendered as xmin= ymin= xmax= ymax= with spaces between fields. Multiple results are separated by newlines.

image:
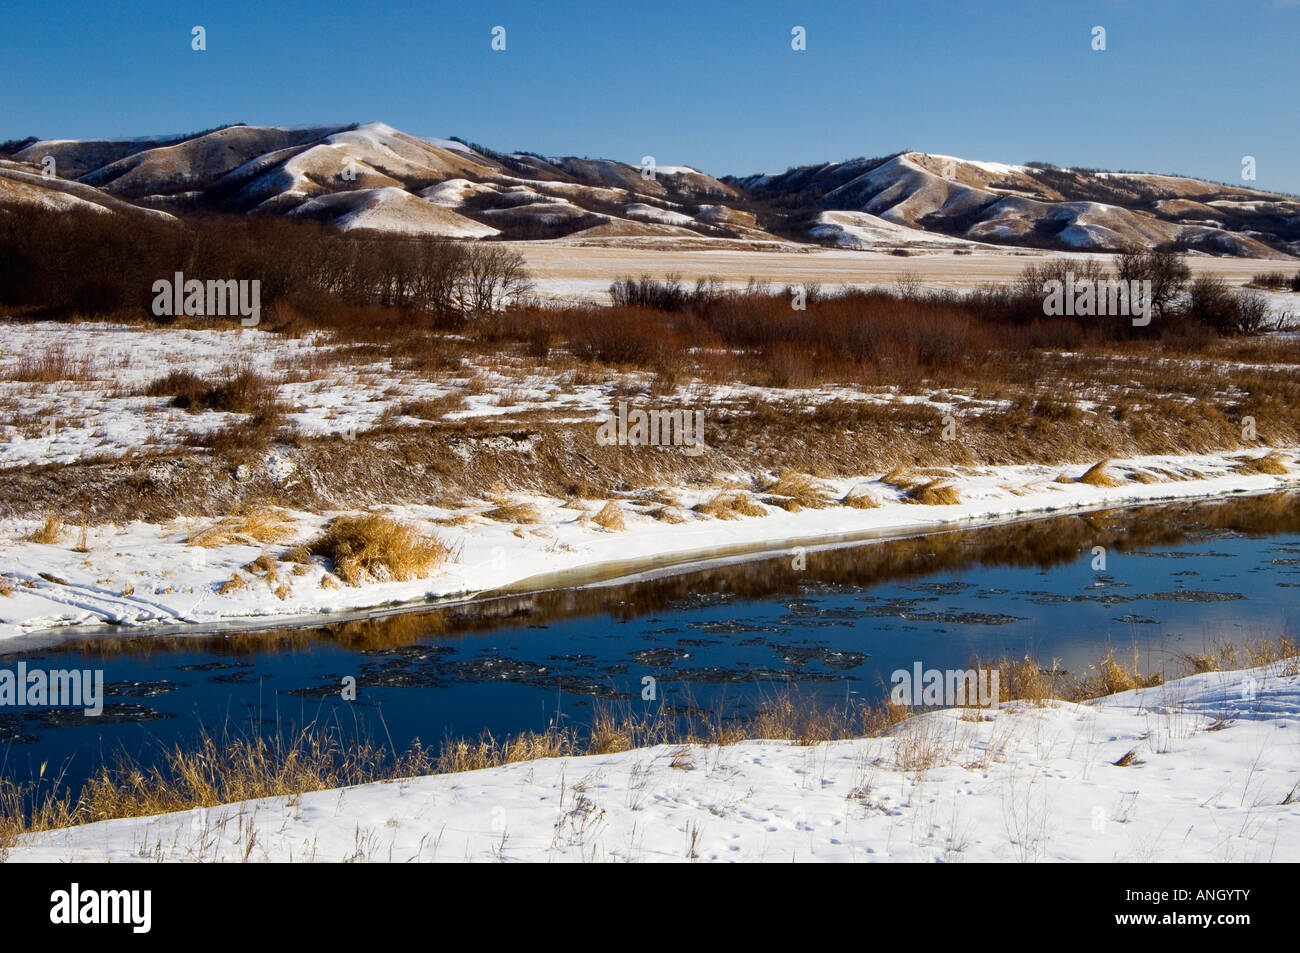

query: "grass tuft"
xmin=24 ymin=516 xmax=64 ymax=545
xmin=189 ymin=509 xmax=297 ymax=548
xmin=843 ymin=485 xmax=882 ymax=508
xmin=591 ymin=501 xmax=626 ymax=532
xmin=764 ymin=471 xmax=833 ymax=509
xmin=1076 ymin=460 xmax=1124 ymax=488
xmin=307 ymin=515 xmax=452 ymax=586
xmin=881 ymin=465 xmax=921 ymax=491
xmin=483 ymin=498 xmax=543 ymax=524
xmin=1235 ymin=451 xmax=1290 ymax=476
xmin=693 ymin=491 xmax=768 ymax=520
xmin=646 ymin=505 xmax=687 ymax=524
xmin=905 ymin=480 xmax=962 ymax=505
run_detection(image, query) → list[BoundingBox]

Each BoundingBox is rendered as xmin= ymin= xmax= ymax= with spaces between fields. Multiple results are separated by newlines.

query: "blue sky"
xmin=4 ymin=0 xmax=1298 ymax=191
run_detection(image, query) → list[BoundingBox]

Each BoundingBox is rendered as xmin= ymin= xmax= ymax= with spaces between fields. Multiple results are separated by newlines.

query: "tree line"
xmin=0 ymin=207 xmax=532 ymax=322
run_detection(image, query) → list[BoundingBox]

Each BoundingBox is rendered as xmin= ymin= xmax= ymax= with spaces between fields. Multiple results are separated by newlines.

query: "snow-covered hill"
xmin=2 ymin=125 xmax=1297 ymax=255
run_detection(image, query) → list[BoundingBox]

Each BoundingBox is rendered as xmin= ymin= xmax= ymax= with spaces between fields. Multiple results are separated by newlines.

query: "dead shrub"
xmin=25 ymin=516 xmax=64 ymax=544
xmin=307 ymin=514 xmax=451 ymax=586
xmin=843 ymin=486 xmax=882 ymax=508
xmin=1235 ymin=451 xmax=1290 ymax=475
xmin=764 ymin=470 xmax=833 ymax=508
xmin=646 ymin=505 xmax=687 ymax=524
xmin=591 ymin=501 xmax=626 ymax=531
xmin=483 ymin=498 xmax=543 ymax=524
xmin=217 ymin=574 xmax=247 ymax=595
xmin=189 ymin=509 xmax=297 ymax=548
xmin=881 ymin=465 xmax=922 ymax=491
xmin=145 ymin=366 xmax=281 ymax=415
xmin=1076 ymin=460 xmax=1124 ymax=487
xmin=396 ymin=393 xmax=466 ymax=421
xmin=693 ymin=492 xmax=767 ymax=520
xmin=905 ymin=480 xmax=962 ymax=505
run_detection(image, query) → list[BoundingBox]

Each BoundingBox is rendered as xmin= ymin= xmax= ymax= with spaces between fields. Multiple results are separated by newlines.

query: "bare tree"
xmin=454 ymin=245 xmax=533 ymax=316
xmin=1113 ymin=247 xmax=1190 ymax=320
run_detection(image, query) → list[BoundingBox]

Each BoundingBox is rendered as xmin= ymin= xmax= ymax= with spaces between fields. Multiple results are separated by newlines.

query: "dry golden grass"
xmin=482 ymin=498 xmax=543 ymax=524
xmin=905 ymin=480 xmax=962 ymax=505
xmin=646 ymin=505 xmax=687 ymax=524
xmin=1075 ymin=460 xmax=1124 ymax=488
xmin=217 ymin=574 xmax=247 ymax=595
xmin=0 ymin=729 xmax=432 ymax=846
xmin=307 ymin=514 xmax=452 ymax=586
xmin=643 ymin=489 xmax=684 ymax=507
xmin=843 ymin=485 xmax=882 ymax=508
xmin=242 ymin=553 xmax=278 ymax=575
xmin=1179 ymin=652 xmax=1220 ymax=674
xmin=881 ymin=465 xmax=921 ymax=491
xmin=589 ymin=710 xmax=645 ymax=754
xmin=24 ymin=516 xmax=64 ymax=545
xmin=395 ymin=393 xmax=467 ymax=421
xmin=189 ymin=509 xmax=297 ymax=548
xmin=1091 ymin=647 xmax=1163 ymax=695
xmin=591 ymin=501 xmax=627 ymax=532
xmin=437 ymin=728 xmax=575 ymax=774
xmin=693 ymin=491 xmax=768 ymax=520
xmin=764 ymin=471 xmax=833 ymax=509
xmin=763 ymin=496 xmax=803 ymax=512
xmin=1182 ymin=634 xmax=1300 ymax=677
xmin=0 ymin=578 xmax=13 ymax=598
xmin=5 ymin=345 xmax=93 ymax=383
xmin=1241 ymin=634 xmax=1300 ymax=671
xmin=434 ymin=512 xmax=479 ymax=527
xmin=3 ymin=638 xmax=1296 ymax=843
xmin=977 ymin=656 xmax=1067 ymax=707
xmin=1235 ymin=450 xmax=1291 ymax=475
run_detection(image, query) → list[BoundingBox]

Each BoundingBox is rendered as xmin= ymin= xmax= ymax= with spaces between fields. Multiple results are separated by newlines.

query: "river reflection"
xmin=2 ymin=491 xmax=1297 ymax=787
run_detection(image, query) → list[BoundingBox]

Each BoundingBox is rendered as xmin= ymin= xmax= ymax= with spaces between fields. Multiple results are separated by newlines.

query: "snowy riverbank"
xmin=6 ymin=659 xmax=1297 ymax=862
xmin=1 ymin=449 xmax=1296 ymax=640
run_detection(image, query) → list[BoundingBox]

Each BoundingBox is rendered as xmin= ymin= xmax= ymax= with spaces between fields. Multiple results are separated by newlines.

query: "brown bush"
xmin=307 ymin=514 xmax=451 ymax=586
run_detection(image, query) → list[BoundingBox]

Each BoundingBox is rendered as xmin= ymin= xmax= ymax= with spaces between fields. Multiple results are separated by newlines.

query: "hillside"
xmin=1 ymin=124 xmax=1297 ymax=257
xmin=738 ymin=152 xmax=1299 ymax=258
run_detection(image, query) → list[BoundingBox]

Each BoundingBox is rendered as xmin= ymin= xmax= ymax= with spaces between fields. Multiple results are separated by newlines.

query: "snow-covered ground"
xmin=0 ymin=447 xmax=1295 ymax=639
xmin=1 ymin=320 xmax=1297 ymax=639
xmin=7 ymin=660 xmax=1296 ymax=862
xmin=0 ymin=321 xmax=1005 ymax=467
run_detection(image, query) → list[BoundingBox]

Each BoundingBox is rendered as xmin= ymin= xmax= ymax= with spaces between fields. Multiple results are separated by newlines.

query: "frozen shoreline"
xmin=7 ymin=659 xmax=1297 ymax=862
xmin=0 ymin=448 xmax=1296 ymax=642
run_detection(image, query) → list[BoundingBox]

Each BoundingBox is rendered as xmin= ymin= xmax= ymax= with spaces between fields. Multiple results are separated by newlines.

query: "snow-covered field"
xmin=2 ymin=316 xmax=1298 ymax=640
xmin=0 ymin=446 xmax=1295 ymax=639
xmin=0 ymin=321 xmax=1007 ymax=467
xmin=7 ymin=660 xmax=1296 ymax=862
xmin=516 ymin=242 xmax=1300 ymax=303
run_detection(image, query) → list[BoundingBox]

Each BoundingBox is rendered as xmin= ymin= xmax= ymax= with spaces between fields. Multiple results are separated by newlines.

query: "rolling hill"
xmin=1 ymin=123 xmax=1296 ymax=258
